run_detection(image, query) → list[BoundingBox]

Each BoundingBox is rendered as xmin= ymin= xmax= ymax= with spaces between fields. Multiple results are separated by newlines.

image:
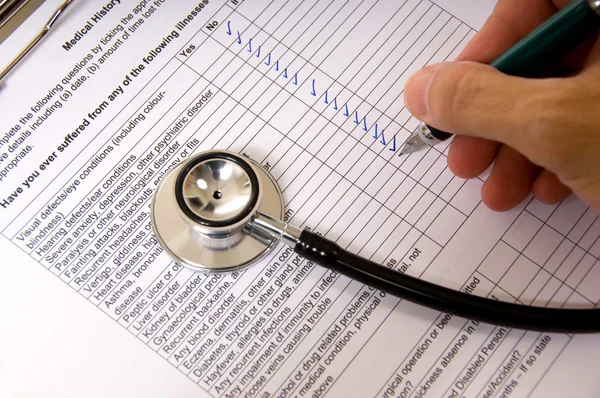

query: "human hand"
xmin=403 ymin=0 xmax=600 ymax=213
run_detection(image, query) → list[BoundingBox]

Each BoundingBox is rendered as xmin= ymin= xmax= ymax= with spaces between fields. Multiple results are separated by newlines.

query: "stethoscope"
xmin=150 ymin=150 xmax=600 ymax=333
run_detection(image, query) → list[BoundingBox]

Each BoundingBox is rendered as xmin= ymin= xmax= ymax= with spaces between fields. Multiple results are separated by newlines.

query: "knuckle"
xmin=525 ymin=81 xmax=580 ymax=169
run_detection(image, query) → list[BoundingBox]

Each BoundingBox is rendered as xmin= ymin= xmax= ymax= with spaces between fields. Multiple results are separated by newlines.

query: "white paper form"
xmin=1 ymin=1 xmax=600 ymax=397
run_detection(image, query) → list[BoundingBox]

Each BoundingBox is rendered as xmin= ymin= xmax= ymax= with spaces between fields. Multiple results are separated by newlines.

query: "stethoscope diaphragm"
xmin=151 ymin=150 xmax=285 ymax=273
xmin=150 ymin=149 xmax=600 ymax=333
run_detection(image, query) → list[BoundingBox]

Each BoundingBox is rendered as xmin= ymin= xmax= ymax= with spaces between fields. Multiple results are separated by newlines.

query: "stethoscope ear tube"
xmin=294 ymin=230 xmax=600 ymax=333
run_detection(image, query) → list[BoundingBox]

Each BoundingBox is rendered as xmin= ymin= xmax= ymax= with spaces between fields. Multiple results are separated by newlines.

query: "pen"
xmin=400 ymin=0 xmax=600 ymax=155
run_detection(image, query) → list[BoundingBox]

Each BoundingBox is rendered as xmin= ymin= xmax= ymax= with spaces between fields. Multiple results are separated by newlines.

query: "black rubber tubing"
xmin=294 ymin=230 xmax=600 ymax=333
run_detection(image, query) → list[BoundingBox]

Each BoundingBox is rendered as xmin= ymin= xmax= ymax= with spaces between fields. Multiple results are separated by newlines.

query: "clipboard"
xmin=0 ymin=0 xmax=74 ymax=84
xmin=0 ymin=0 xmax=44 ymax=44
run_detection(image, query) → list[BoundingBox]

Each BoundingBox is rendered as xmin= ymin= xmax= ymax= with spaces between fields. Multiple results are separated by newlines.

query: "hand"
xmin=403 ymin=0 xmax=600 ymax=213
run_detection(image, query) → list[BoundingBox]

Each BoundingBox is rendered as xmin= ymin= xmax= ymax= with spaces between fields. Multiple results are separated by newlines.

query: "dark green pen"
xmin=400 ymin=0 xmax=600 ymax=155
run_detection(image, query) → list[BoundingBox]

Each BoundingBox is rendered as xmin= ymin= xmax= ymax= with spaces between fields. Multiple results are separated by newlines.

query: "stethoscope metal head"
xmin=150 ymin=150 xmax=286 ymax=273
xmin=150 ymin=150 xmax=600 ymax=334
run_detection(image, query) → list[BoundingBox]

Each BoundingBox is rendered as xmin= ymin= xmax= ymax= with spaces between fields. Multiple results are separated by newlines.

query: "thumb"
xmin=404 ymin=62 xmax=560 ymax=153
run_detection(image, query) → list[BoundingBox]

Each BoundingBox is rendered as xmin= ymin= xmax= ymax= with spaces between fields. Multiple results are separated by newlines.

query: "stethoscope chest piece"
xmin=149 ymin=150 xmax=600 ymax=333
xmin=150 ymin=150 xmax=284 ymax=272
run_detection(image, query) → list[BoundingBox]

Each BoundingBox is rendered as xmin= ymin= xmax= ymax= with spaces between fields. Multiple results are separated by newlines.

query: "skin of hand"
xmin=403 ymin=0 xmax=600 ymax=214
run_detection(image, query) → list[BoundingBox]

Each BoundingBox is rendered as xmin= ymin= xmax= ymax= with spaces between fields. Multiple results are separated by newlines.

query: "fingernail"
xmin=404 ymin=69 xmax=435 ymax=117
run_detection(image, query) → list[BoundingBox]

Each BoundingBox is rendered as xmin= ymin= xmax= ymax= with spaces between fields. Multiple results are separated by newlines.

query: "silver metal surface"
xmin=182 ymin=157 xmax=254 ymax=224
xmin=0 ymin=0 xmax=74 ymax=84
xmin=588 ymin=0 xmax=600 ymax=16
xmin=251 ymin=211 xmax=302 ymax=248
xmin=151 ymin=150 xmax=284 ymax=273
xmin=399 ymin=122 xmax=440 ymax=155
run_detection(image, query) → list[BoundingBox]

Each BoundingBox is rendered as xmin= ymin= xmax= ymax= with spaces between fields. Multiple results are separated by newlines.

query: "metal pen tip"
xmin=399 ymin=130 xmax=428 ymax=155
